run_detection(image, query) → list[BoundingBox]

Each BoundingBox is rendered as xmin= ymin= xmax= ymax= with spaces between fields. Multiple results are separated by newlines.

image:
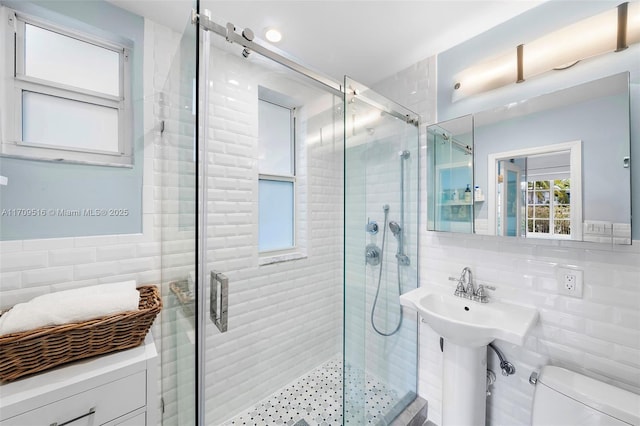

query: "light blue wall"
xmin=437 ymin=0 xmax=640 ymax=239
xmin=0 ymin=0 xmax=144 ymax=240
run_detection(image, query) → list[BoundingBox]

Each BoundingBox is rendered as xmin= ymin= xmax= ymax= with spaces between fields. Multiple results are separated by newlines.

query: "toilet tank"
xmin=531 ymin=366 xmax=640 ymax=425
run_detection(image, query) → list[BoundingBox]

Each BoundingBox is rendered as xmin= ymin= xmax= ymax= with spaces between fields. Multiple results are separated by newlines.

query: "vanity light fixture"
xmin=265 ymin=28 xmax=282 ymax=43
xmin=453 ymin=2 xmax=640 ymax=101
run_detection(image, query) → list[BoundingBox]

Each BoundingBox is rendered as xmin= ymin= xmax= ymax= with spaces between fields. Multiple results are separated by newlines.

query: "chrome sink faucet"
xmin=461 ymin=266 xmax=475 ymax=299
xmin=450 ymin=267 xmax=495 ymax=303
xmin=451 ymin=266 xmax=474 ymax=298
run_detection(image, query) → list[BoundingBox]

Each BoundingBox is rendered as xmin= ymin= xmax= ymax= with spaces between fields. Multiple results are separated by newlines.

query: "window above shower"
xmin=258 ymin=94 xmax=296 ymax=254
xmin=0 ymin=7 xmax=133 ymax=167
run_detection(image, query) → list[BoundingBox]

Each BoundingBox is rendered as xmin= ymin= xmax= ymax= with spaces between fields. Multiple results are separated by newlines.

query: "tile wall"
xmin=201 ymin=44 xmax=344 ymax=424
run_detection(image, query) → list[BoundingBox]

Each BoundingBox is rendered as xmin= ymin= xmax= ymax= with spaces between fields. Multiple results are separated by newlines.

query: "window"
xmin=258 ymin=98 xmax=295 ymax=252
xmin=1 ymin=9 xmax=132 ymax=166
xmin=526 ymin=179 xmax=571 ymax=238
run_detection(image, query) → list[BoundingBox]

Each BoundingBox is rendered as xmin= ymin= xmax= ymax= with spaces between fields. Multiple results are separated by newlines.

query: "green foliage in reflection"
xmin=526 ymin=179 xmax=571 ymax=236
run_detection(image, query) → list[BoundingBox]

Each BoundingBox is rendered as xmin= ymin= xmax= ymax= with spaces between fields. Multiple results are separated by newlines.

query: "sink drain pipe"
xmin=488 ymin=342 xmax=516 ymax=376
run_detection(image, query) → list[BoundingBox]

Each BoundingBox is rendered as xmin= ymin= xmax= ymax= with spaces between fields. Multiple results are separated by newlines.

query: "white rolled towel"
xmin=0 ymin=281 xmax=140 ymax=336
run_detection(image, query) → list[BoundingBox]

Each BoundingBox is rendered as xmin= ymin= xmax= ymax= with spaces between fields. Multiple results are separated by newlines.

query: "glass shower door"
xmin=344 ymin=77 xmax=419 ymax=424
xmin=199 ymin=23 xmax=345 ymax=424
xmin=158 ymin=1 xmax=198 ymax=425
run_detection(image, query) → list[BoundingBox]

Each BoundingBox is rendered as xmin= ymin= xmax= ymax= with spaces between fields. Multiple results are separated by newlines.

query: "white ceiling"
xmin=106 ymin=0 xmax=546 ymax=86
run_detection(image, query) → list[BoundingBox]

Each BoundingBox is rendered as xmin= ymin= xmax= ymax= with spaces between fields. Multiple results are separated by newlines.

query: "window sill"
xmin=259 ymin=251 xmax=307 ymax=266
xmin=0 ymin=150 xmax=133 ymax=168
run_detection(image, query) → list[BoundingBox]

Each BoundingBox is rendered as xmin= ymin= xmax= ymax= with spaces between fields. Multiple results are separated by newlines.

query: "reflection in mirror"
xmin=427 ymin=115 xmax=474 ymax=233
xmin=488 ymin=141 xmax=582 ymax=240
xmin=474 ymin=72 xmax=631 ymax=244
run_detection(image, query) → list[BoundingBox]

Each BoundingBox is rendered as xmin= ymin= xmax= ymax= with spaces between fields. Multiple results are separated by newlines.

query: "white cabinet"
xmin=0 ymin=336 xmax=157 ymax=426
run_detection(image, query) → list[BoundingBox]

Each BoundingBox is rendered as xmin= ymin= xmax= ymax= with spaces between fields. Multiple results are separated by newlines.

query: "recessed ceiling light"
xmin=265 ymin=28 xmax=282 ymax=43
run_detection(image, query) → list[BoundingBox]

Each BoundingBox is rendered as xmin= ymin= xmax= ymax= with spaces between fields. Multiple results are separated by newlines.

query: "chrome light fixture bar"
xmin=453 ymin=2 xmax=640 ymax=101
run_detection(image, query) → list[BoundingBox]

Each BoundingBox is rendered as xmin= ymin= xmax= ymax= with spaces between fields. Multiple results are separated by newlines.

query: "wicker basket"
xmin=0 ymin=285 xmax=162 ymax=382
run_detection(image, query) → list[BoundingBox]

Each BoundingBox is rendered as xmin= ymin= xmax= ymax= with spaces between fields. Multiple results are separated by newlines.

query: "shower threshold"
xmin=222 ymin=357 xmax=413 ymax=425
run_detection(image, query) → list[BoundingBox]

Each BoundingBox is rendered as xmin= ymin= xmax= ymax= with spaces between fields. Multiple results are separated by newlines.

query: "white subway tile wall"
xmin=373 ymin=57 xmax=640 ymax=426
xmin=0 ymin=237 xmax=161 ymax=310
xmin=201 ymin=47 xmax=343 ymax=424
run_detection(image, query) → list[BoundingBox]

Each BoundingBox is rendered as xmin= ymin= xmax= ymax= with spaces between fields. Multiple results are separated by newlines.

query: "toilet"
xmin=531 ymin=365 xmax=640 ymax=425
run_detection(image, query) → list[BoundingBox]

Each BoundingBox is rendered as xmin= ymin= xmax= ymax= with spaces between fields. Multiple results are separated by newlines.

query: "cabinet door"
xmin=0 ymin=372 xmax=146 ymax=426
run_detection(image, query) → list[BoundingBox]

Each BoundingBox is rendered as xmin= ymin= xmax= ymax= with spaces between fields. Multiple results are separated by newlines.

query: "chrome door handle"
xmin=210 ymin=270 xmax=229 ymax=332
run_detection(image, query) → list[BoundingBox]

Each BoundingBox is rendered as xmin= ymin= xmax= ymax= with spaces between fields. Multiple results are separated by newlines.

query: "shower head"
xmin=399 ymin=150 xmax=410 ymax=159
xmin=383 ymin=204 xmax=390 ymax=212
xmin=389 ymin=221 xmax=401 ymax=236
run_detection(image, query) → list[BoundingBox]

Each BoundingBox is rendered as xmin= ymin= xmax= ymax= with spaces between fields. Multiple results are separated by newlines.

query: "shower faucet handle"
xmin=366 ymin=218 xmax=379 ymax=234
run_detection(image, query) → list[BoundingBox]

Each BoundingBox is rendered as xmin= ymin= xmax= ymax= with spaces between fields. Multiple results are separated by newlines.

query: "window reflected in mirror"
xmin=490 ymin=144 xmax=581 ymax=240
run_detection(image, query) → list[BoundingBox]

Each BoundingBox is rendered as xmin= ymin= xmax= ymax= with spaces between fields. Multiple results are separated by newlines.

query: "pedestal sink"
xmin=400 ymin=286 xmax=538 ymax=426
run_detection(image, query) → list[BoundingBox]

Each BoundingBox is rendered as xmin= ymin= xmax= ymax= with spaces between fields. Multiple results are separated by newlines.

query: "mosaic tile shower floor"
xmin=221 ymin=358 xmax=402 ymax=426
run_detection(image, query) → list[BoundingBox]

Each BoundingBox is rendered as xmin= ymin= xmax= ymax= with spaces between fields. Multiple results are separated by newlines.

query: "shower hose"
xmin=370 ymin=207 xmax=403 ymax=336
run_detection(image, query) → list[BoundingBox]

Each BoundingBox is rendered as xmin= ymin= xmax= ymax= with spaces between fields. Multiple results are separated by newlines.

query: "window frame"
xmin=487 ymin=140 xmax=582 ymax=240
xmin=257 ymin=97 xmax=297 ymax=255
xmin=1 ymin=8 xmax=133 ymax=167
xmin=526 ymin=179 xmax=572 ymax=239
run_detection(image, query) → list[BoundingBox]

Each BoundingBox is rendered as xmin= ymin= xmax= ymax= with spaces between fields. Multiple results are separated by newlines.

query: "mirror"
xmin=426 ymin=115 xmax=474 ymax=233
xmin=428 ymin=72 xmax=632 ymax=244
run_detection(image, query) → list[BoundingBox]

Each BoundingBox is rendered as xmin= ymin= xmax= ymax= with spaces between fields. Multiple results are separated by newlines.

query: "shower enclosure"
xmin=158 ymin=3 xmax=419 ymax=424
xmin=344 ymin=79 xmax=420 ymax=423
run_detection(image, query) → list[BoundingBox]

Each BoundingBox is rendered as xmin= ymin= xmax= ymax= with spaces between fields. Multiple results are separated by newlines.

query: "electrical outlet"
xmin=557 ymin=266 xmax=583 ymax=298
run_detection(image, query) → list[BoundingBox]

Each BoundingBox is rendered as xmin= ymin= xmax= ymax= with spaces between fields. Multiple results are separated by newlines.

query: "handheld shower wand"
xmin=370 ymin=205 xmax=403 ymax=336
xmin=389 ymin=221 xmax=401 ymax=236
xmin=389 ymin=221 xmax=410 ymax=265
